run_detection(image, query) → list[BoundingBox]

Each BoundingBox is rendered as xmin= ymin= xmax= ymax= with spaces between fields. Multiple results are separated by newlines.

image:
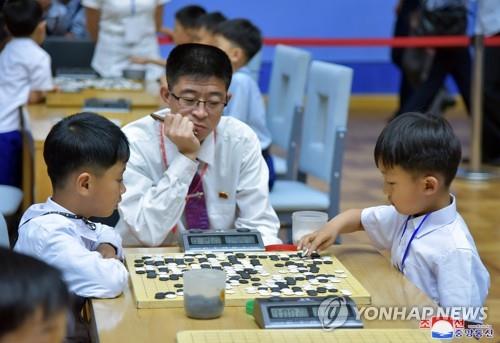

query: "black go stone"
xmin=135 ymin=270 xmax=146 ymax=275
xmin=155 ymin=292 xmax=165 ymax=299
xmin=306 ymin=290 xmax=318 ymax=296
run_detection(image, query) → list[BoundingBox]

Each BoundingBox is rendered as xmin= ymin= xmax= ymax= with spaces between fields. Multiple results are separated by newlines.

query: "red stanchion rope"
xmin=158 ymin=35 xmax=500 ymax=47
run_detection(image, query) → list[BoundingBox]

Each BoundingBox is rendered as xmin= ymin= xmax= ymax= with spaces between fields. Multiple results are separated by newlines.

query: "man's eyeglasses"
xmin=169 ymin=91 xmax=227 ymax=112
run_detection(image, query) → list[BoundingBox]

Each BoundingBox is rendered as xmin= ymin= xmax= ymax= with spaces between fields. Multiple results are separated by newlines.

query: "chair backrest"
xmin=267 ymin=45 xmax=311 ymax=152
xmin=42 ymin=37 xmax=95 ymax=76
xmin=0 ymin=214 xmax=9 ymax=248
xmin=246 ymin=49 xmax=262 ymax=83
xmin=298 ymin=61 xmax=353 ymax=184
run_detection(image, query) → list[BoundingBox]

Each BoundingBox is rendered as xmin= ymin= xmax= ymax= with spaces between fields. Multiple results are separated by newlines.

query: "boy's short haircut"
xmin=2 ymin=0 xmax=43 ymax=37
xmin=175 ymin=5 xmax=206 ymax=29
xmin=214 ymin=18 xmax=262 ymax=62
xmin=196 ymin=11 xmax=227 ymax=33
xmin=374 ymin=112 xmax=461 ymax=186
xmin=0 ymin=247 xmax=69 ymax=338
xmin=166 ymin=43 xmax=232 ymax=91
xmin=44 ymin=112 xmax=130 ymax=189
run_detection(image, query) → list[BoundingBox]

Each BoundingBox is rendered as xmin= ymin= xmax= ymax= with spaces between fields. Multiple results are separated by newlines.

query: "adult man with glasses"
xmin=116 ymin=43 xmax=282 ymax=247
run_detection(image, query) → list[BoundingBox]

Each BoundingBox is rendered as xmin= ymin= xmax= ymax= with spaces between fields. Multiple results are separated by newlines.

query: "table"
xmin=89 ymin=245 xmax=436 ymax=343
xmin=46 ymin=85 xmax=161 ymax=108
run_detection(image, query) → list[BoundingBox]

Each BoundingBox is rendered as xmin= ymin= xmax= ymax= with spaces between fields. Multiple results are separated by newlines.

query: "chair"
xmin=0 ymin=214 xmax=9 ymax=248
xmin=0 ymin=185 xmax=23 ymax=216
xmin=266 ymin=45 xmax=311 ymax=178
xmin=270 ymin=61 xmax=353 ymax=231
xmin=42 ymin=37 xmax=96 ymax=77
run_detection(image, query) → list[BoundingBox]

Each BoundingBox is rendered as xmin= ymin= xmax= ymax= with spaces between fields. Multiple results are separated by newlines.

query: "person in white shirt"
xmin=117 ymin=43 xmax=282 ymax=247
xmin=0 ymin=0 xmax=54 ymax=187
xmin=213 ymin=19 xmax=274 ymax=189
xmin=299 ymin=112 xmax=490 ymax=322
xmin=82 ymin=0 xmax=170 ymax=80
xmin=15 ymin=112 xmax=129 ymax=299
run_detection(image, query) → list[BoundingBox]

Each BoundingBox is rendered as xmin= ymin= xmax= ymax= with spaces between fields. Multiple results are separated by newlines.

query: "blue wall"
xmin=160 ymin=0 xmax=402 ymax=94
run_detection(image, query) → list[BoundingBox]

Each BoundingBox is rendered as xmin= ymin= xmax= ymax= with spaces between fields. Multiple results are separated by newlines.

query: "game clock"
xmin=253 ymin=297 xmax=363 ymax=329
xmin=180 ymin=228 xmax=265 ymax=252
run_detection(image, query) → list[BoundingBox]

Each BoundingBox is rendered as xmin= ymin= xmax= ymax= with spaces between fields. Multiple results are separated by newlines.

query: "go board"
xmin=126 ymin=251 xmax=371 ymax=309
xmin=176 ymin=329 xmax=436 ymax=343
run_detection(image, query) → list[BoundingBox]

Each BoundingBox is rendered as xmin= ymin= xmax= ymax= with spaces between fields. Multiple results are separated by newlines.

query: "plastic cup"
xmin=183 ymin=269 xmax=226 ymax=319
xmin=292 ymin=211 xmax=328 ymax=244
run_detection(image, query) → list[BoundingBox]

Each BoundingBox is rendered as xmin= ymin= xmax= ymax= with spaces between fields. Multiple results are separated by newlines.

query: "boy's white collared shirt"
xmin=361 ymin=195 xmax=489 ymax=318
xmin=14 ymin=198 xmax=128 ymax=298
xmin=224 ymin=67 xmax=272 ymax=150
xmin=116 ymin=115 xmax=281 ymax=247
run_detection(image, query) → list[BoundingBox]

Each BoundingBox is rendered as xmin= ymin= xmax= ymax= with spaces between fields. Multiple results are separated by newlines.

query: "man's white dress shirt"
xmin=117 ymin=115 xmax=282 ymax=247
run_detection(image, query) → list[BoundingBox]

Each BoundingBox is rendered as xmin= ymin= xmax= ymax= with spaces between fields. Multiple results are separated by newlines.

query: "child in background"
xmin=299 ymin=112 xmax=490 ymax=322
xmin=15 ymin=112 xmax=129 ymax=299
xmin=193 ymin=11 xmax=226 ymax=45
xmin=171 ymin=4 xmax=206 ymax=44
xmin=213 ymin=19 xmax=275 ymax=189
xmin=0 ymin=247 xmax=69 ymax=343
xmin=130 ymin=4 xmax=206 ymax=67
xmin=0 ymin=0 xmax=54 ymax=187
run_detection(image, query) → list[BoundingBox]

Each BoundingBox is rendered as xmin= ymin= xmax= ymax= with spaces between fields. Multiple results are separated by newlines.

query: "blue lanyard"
xmin=398 ymin=213 xmax=430 ymax=272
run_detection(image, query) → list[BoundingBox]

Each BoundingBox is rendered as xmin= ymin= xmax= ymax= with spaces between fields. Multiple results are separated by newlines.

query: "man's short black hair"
xmin=175 ymin=5 xmax=206 ymax=29
xmin=166 ymin=43 xmax=232 ymax=91
xmin=44 ymin=112 xmax=130 ymax=189
xmin=214 ymin=18 xmax=262 ymax=62
xmin=2 ymin=0 xmax=43 ymax=37
xmin=196 ymin=11 xmax=226 ymax=33
xmin=374 ymin=112 xmax=462 ymax=187
xmin=0 ymin=247 xmax=69 ymax=338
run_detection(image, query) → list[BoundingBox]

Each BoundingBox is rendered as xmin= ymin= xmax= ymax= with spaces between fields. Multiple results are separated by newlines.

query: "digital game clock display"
xmin=253 ymin=297 xmax=363 ymax=329
xmin=180 ymin=228 xmax=265 ymax=252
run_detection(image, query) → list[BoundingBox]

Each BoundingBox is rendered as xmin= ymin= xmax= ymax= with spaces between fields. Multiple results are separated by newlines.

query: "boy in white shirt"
xmin=0 ymin=0 xmax=54 ymax=187
xmin=15 ymin=112 xmax=129 ymax=299
xmin=213 ymin=19 xmax=275 ymax=189
xmin=299 ymin=112 xmax=490 ymax=322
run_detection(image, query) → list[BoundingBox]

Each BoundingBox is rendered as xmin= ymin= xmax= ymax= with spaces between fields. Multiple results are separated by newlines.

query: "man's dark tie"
xmin=185 ymin=171 xmax=209 ymax=230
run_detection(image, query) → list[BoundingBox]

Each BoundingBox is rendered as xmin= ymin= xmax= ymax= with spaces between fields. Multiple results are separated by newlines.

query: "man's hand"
xmin=163 ymin=113 xmax=200 ymax=160
xmin=97 ymin=243 xmax=118 ymax=259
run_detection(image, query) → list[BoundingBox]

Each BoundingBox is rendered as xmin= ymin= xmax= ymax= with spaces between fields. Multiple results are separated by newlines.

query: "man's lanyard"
xmin=398 ymin=213 xmax=430 ymax=272
xmin=20 ymin=211 xmax=97 ymax=231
